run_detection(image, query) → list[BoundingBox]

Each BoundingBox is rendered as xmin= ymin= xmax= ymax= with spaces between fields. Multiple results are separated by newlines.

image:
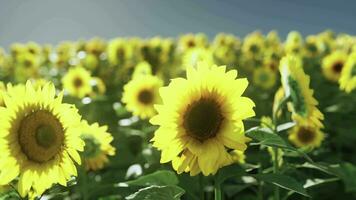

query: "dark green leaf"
xmin=124 ymin=170 xmax=179 ymax=187
xmin=215 ymin=164 xmax=246 ymax=185
xmin=125 ymin=185 xmax=185 ymax=200
xmin=246 ymin=127 xmax=295 ymax=150
xmin=253 ymin=173 xmax=310 ymax=197
xmin=330 ymin=163 xmax=356 ymax=192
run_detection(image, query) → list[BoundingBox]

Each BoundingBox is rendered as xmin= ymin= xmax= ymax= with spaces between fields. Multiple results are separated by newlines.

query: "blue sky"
xmin=0 ymin=0 xmax=355 ymax=47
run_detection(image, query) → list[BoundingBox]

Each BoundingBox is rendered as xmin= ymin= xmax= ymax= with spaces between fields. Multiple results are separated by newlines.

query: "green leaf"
xmin=124 ymin=170 xmax=179 ymax=187
xmin=276 ymin=122 xmax=296 ymax=132
xmin=253 ymin=174 xmax=310 ymax=197
xmin=245 ymin=127 xmax=295 ymax=150
xmin=215 ymin=164 xmax=246 ymax=185
xmin=125 ymin=185 xmax=185 ymax=200
xmin=330 ymin=163 xmax=356 ymax=192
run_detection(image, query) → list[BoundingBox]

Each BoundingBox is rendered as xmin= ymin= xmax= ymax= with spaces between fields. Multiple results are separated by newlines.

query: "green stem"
xmin=214 ymin=181 xmax=222 ymax=200
xmin=273 ymin=147 xmax=280 ymax=200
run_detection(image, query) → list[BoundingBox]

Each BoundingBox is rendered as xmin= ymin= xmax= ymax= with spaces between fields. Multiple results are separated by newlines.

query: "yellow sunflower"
xmin=288 ymin=123 xmax=324 ymax=148
xmin=322 ymin=51 xmax=348 ymax=82
xmin=252 ymin=67 xmax=277 ymax=90
xmin=0 ymin=81 xmax=84 ymax=199
xmin=15 ymin=52 xmax=40 ymax=81
xmin=107 ymin=38 xmax=132 ymax=67
xmin=285 ymin=31 xmax=304 ymax=56
xmin=304 ymin=35 xmax=320 ymax=58
xmin=90 ymin=77 xmax=106 ymax=97
xmin=339 ymin=52 xmax=356 ymax=93
xmin=178 ymin=33 xmax=208 ymax=52
xmin=80 ymin=120 xmax=115 ymax=171
xmin=122 ymin=75 xmax=163 ymax=119
xmin=242 ymin=31 xmax=265 ymax=59
xmin=279 ymin=56 xmax=324 ymax=128
xmin=132 ymin=62 xmax=153 ymax=79
xmin=62 ymin=66 xmax=93 ymax=98
xmin=150 ymin=62 xmax=255 ymax=176
xmin=182 ymin=47 xmax=214 ymax=69
xmin=84 ymin=37 xmax=106 ymax=57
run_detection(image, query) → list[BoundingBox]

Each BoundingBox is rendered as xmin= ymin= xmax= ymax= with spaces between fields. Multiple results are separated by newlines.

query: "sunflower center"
xmin=24 ymin=60 xmax=32 ymax=68
xmin=249 ymin=44 xmax=259 ymax=53
xmin=138 ymin=89 xmax=153 ymax=105
xmin=18 ymin=110 xmax=64 ymax=163
xmin=332 ymin=61 xmax=344 ymax=73
xmin=116 ymin=48 xmax=125 ymax=58
xmin=259 ymin=72 xmax=269 ymax=82
xmin=36 ymin=125 xmax=57 ymax=148
xmin=81 ymin=135 xmax=101 ymax=158
xmin=183 ymin=98 xmax=224 ymax=141
xmin=306 ymin=43 xmax=317 ymax=53
xmin=73 ymin=77 xmax=83 ymax=88
xmin=187 ymin=40 xmax=196 ymax=48
xmin=297 ymin=127 xmax=316 ymax=144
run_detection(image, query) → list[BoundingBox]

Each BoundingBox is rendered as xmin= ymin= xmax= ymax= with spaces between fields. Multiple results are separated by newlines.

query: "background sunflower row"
xmin=0 ymin=30 xmax=356 ymax=199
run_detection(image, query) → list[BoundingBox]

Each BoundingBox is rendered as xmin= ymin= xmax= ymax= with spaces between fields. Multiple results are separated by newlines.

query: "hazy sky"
xmin=0 ymin=0 xmax=355 ymax=47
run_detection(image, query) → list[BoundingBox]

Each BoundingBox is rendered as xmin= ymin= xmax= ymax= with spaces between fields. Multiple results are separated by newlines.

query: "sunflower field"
xmin=0 ymin=30 xmax=356 ymax=200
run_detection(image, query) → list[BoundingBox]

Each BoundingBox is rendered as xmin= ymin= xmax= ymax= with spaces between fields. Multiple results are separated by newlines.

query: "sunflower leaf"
xmin=124 ymin=170 xmax=179 ymax=187
xmin=125 ymin=185 xmax=185 ymax=200
xmin=276 ymin=122 xmax=296 ymax=132
xmin=252 ymin=173 xmax=310 ymax=197
xmin=329 ymin=163 xmax=356 ymax=192
xmin=245 ymin=127 xmax=295 ymax=150
xmin=215 ymin=164 xmax=246 ymax=185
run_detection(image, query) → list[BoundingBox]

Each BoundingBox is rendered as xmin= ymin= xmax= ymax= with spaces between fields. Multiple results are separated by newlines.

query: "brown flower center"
xmin=183 ymin=98 xmax=224 ymax=141
xmin=18 ymin=110 xmax=64 ymax=163
xmin=297 ymin=127 xmax=316 ymax=144
xmin=73 ymin=77 xmax=83 ymax=88
xmin=138 ymin=89 xmax=153 ymax=105
xmin=332 ymin=61 xmax=344 ymax=73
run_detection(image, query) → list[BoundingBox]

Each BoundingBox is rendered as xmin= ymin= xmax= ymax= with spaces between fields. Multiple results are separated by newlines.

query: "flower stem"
xmin=273 ymin=147 xmax=280 ymax=200
xmin=214 ymin=181 xmax=222 ymax=200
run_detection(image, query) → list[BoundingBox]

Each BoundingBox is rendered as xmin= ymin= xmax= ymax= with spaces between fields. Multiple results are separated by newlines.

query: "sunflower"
xmin=285 ymin=31 xmax=304 ymax=56
xmin=182 ymin=48 xmax=214 ymax=69
xmin=322 ymin=51 xmax=348 ymax=82
xmin=62 ymin=66 xmax=93 ymax=98
xmin=213 ymin=33 xmax=240 ymax=49
xmin=132 ymin=62 xmax=153 ymax=79
xmin=178 ymin=33 xmax=208 ymax=52
xmin=15 ymin=52 xmax=40 ymax=81
xmin=0 ymin=81 xmax=84 ymax=199
xmin=288 ymin=123 xmax=324 ymax=148
xmin=242 ymin=31 xmax=265 ymax=59
xmin=339 ymin=52 xmax=356 ymax=93
xmin=304 ymin=35 xmax=320 ymax=58
xmin=253 ymin=67 xmax=277 ymax=90
xmin=265 ymin=30 xmax=281 ymax=50
xmin=84 ymin=37 xmax=106 ymax=57
xmin=279 ymin=56 xmax=324 ymax=128
xmin=122 ymin=75 xmax=163 ymax=119
xmin=80 ymin=120 xmax=115 ymax=171
xmin=150 ymin=62 xmax=255 ymax=176
xmin=107 ymin=38 xmax=132 ymax=67
xmin=90 ymin=77 xmax=106 ymax=97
